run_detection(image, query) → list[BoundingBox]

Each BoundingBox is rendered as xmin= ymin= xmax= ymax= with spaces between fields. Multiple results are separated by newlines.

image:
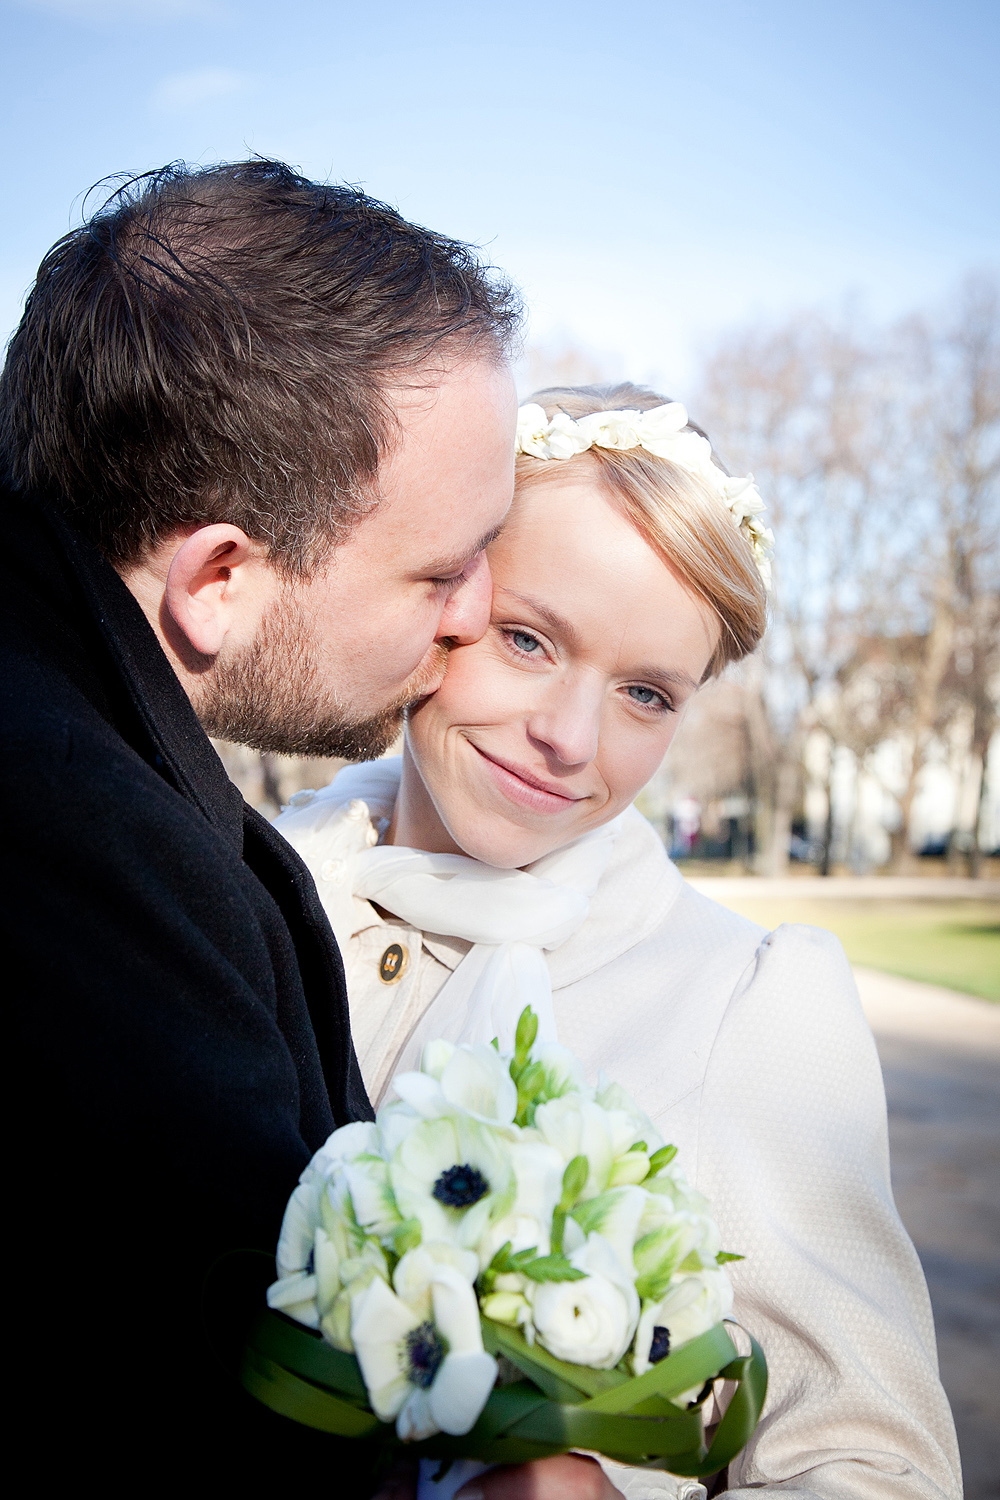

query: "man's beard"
xmin=198 ymin=593 xmax=448 ymax=761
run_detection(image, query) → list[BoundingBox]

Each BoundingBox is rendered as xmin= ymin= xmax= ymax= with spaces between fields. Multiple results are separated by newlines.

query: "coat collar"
xmin=5 ymin=496 xmax=245 ymax=851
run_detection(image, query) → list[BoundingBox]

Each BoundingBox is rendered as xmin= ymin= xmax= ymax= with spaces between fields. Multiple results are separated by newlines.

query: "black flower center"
xmin=405 ymin=1322 xmax=447 ymax=1388
xmin=649 ymin=1325 xmax=671 ymax=1364
xmin=433 ymin=1162 xmax=489 ymax=1209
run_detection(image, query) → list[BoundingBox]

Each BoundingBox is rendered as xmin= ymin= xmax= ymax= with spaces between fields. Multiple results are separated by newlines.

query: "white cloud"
xmin=150 ymin=66 xmax=249 ymax=112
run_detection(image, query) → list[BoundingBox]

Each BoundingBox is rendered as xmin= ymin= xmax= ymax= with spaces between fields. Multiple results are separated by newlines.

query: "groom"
xmin=1 ymin=161 xmax=619 ymax=1499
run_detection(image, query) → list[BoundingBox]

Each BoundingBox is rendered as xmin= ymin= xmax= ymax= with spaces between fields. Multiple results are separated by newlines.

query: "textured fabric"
xmin=332 ymin=757 xmax=620 ymax=1054
xmin=276 ymin=765 xmax=962 ymax=1500
xmin=2 ymin=497 xmax=373 ymax=1484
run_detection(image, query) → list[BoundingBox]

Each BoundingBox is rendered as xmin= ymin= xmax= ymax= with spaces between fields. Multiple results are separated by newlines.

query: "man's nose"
xmin=436 ymin=551 xmax=492 ymax=646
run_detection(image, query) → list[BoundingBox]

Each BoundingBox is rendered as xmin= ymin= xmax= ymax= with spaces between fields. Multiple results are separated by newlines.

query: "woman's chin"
xmin=444 ymin=814 xmax=565 ymax=871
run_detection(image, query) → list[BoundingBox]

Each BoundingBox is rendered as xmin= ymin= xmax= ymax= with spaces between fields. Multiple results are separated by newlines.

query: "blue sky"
xmin=2 ymin=0 xmax=998 ymax=390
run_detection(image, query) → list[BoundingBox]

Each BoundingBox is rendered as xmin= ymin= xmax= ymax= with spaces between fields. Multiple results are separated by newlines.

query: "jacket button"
xmin=378 ymin=943 xmax=408 ymax=984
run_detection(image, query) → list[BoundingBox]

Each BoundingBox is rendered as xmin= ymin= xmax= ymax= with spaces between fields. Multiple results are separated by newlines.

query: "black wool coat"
xmin=2 ymin=494 xmax=375 ymax=1483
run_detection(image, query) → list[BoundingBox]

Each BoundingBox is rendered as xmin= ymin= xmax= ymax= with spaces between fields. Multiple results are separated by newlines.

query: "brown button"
xmin=378 ymin=942 xmax=408 ymax=985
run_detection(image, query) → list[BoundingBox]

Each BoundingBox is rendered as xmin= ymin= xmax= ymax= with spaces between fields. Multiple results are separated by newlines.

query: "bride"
xmin=275 ymin=386 xmax=960 ymax=1500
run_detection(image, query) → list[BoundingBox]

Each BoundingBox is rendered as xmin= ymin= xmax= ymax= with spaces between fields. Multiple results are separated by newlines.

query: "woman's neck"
xmin=385 ymin=740 xmax=464 ymax=854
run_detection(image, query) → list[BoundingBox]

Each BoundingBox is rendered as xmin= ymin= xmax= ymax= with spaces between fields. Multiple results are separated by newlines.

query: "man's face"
xmin=203 ymin=355 xmax=517 ymax=759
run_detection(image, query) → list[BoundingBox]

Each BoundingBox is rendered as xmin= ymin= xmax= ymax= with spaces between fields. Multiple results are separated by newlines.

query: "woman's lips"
xmin=471 ymin=744 xmax=584 ymax=815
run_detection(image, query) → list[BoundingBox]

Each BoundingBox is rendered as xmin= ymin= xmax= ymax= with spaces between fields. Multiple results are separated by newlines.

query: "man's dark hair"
xmin=0 ymin=159 xmax=521 ymax=574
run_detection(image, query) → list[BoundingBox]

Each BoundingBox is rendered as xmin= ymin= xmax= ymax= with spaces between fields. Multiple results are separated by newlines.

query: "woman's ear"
xmin=162 ymin=524 xmax=257 ymax=658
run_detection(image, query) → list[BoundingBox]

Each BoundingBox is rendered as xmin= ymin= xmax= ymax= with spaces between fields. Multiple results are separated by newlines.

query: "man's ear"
xmin=162 ymin=525 xmax=259 ymax=658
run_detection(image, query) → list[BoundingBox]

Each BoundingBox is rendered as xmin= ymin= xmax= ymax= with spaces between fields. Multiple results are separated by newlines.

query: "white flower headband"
xmin=515 ymin=401 xmax=774 ymax=588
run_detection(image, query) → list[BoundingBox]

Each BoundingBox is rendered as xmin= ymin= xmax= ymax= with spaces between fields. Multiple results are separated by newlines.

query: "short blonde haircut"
xmin=515 ymin=382 xmax=767 ymax=677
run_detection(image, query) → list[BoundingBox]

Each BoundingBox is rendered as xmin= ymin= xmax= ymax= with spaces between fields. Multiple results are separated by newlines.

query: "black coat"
xmin=2 ymin=494 xmax=375 ymax=1483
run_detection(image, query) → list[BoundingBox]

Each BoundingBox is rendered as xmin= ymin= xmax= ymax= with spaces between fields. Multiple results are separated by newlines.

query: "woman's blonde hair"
xmin=515 ymin=382 xmax=767 ymax=677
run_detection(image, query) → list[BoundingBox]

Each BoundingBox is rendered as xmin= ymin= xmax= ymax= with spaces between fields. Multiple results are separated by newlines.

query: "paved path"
xmin=854 ymin=968 xmax=1000 ymax=1498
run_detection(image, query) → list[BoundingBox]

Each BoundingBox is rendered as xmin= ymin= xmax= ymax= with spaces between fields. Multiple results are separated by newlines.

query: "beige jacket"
xmin=276 ymin=790 xmax=962 ymax=1500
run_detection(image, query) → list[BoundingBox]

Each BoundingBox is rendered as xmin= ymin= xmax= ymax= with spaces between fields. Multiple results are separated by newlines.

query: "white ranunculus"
xmin=595 ymin=1075 xmax=663 ymax=1154
xmin=351 ymin=1256 xmax=498 ymax=1441
xmin=633 ymin=1267 xmax=734 ymax=1380
xmin=530 ymin=1232 xmax=640 ymax=1369
xmin=391 ymin=1113 xmax=514 ymax=1251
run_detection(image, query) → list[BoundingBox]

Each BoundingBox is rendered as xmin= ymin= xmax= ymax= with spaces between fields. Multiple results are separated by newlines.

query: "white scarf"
xmin=328 ymin=759 xmax=621 ymax=1054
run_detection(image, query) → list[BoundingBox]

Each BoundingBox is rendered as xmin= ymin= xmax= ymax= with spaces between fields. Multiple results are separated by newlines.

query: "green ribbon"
xmin=240 ymin=1309 xmax=767 ymax=1478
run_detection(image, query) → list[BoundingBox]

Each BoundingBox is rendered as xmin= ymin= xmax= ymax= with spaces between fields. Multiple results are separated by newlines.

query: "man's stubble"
xmin=198 ymin=590 xmax=449 ymax=762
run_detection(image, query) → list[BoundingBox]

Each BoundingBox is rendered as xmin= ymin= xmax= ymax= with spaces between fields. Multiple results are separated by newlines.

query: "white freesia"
xmin=513 ymin=401 xmax=773 ymax=585
xmin=394 ymin=1042 xmax=518 ymax=1129
xmin=530 ymin=1232 xmax=640 ymax=1368
xmin=477 ymin=1136 xmax=566 ymax=1267
xmin=351 ymin=1252 xmax=498 ymax=1440
xmin=533 ymin=1093 xmax=638 ymax=1198
xmin=633 ymin=1267 xmax=735 ymax=1380
xmin=571 ymin=1185 xmax=648 ymax=1277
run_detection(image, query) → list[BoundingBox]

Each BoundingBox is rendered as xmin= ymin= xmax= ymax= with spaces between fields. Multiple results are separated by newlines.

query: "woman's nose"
xmin=436 ymin=551 xmax=492 ymax=646
xmin=527 ymin=679 xmax=602 ymax=768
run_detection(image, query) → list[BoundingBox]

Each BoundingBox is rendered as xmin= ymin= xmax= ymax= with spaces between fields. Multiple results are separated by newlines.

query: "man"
xmin=2 ymin=159 xmax=623 ymax=1500
xmin=1 ymin=159 xmax=517 ymax=1484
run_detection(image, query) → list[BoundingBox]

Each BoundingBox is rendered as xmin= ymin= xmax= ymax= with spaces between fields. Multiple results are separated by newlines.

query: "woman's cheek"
xmin=599 ymin=719 xmax=676 ymax=811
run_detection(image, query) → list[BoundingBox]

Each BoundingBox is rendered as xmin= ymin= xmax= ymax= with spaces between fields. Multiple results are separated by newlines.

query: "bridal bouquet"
xmin=245 ymin=1010 xmax=766 ymax=1483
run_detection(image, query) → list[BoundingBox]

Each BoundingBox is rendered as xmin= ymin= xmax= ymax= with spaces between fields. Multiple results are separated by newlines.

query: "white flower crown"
xmin=515 ymin=401 xmax=774 ymax=588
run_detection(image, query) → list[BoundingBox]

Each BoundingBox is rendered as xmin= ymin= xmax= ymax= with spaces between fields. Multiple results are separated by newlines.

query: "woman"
xmin=276 ymin=386 xmax=961 ymax=1500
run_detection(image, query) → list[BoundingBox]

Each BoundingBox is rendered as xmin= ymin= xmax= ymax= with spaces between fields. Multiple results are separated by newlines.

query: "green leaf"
xmin=391 ymin=1217 xmax=422 ymax=1256
xmin=628 ymin=1140 xmax=648 ymax=1153
xmin=717 ymin=1250 xmax=745 ymax=1264
xmin=490 ymin=1036 xmax=500 ymax=1052
xmin=647 ymin=1144 xmax=678 ymax=1174
xmin=520 ymin=1253 xmax=586 ymax=1283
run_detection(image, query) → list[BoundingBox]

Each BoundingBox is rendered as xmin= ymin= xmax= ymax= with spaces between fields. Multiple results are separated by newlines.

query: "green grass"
xmin=711 ymin=898 xmax=1000 ymax=1003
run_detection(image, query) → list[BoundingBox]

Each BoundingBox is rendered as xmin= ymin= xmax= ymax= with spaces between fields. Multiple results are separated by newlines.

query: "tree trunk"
xmin=890 ymin=582 xmax=956 ymax=872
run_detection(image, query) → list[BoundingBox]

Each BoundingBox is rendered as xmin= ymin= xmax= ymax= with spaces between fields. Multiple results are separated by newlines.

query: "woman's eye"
xmin=627 ymin=684 xmax=669 ymax=711
xmin=510 ymin=630 xmax=542 ymax=655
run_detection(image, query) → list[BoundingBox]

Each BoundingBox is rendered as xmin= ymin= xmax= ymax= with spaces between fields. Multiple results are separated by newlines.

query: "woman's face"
xmin=401 ymin=476 xmax=720 ymax=868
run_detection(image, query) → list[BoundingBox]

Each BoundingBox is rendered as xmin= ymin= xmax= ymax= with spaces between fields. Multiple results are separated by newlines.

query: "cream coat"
xmin=276 ymin=786 xmax=962 ymax=1500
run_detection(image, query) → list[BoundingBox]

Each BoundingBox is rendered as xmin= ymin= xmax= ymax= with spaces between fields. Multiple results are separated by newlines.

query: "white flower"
xmin=393 ymin=1042 xmax=518 ymax=1129
xmin=515 ymin=403 xmax=553 ymax=459
xmin=545 ymin=412 xmax=592 ymax=459
xmin=634 ymin=402 xmax=689 ymax=445
xmin=477 ymin=1136 xmax=566 ymax=1268
xmin=533 ymin=1093 xmax=634 ymax=1199
xmin=350 ymin=1250 xmax=498 ymax=1441
xmin=570 ymin=1185 xmax=647 ymax=1278
xmin=390 ymin=1114 xmax=515 ymax=1251
xmin=575 ymin=409 xmax=643 ymax=451
xmin=633 ymin=1267 xmax=734 ymax=1381
xmin=530 ymin=1232 xmax=640 ymax=1369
